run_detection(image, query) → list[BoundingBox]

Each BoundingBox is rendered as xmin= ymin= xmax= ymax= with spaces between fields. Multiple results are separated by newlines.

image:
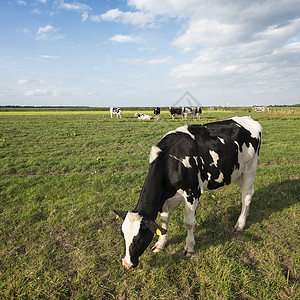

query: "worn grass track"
xmin=0 ymin=108 xmax=299 ymax=299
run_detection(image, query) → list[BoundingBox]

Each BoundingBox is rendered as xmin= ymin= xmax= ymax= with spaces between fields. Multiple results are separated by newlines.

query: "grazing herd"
xmin=109 ymin=107 xmax=202 ymax=120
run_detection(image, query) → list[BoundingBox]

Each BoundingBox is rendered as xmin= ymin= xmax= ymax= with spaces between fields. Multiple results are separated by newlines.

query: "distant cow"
xmin=154 ymin=107 xmax=160 ymax=120
xmin=135 ymin=112 xmax=153 ymax=120
xmin=110 ymin=107 xmax=122 ymax=119
xmin=192 ymin=107 xmax=202 ymax=119
xmin=114 ymin=117 xmax=262 ymax=269
xmin=169 ymin=107 xmax=193 ymax=120
xmin=169 ymin=107 xmax=182 ymax=120
xmin=182 ymin=107 xmax=193 ymax=120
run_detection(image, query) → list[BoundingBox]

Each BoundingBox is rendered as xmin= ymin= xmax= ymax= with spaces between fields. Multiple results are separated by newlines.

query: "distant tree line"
xmin=1 ymin=104 xmax=299 ymax=112
xmin=268 ymin=104 xmax=300 ymax=107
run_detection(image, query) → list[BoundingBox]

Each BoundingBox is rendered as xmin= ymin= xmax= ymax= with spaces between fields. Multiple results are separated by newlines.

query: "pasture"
xmin=0 ymin=108 xmax=299 ymax=299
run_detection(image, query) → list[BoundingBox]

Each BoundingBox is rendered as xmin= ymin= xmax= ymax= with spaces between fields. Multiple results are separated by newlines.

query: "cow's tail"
xmin=257 ymin=129 xmax=262 ymax=156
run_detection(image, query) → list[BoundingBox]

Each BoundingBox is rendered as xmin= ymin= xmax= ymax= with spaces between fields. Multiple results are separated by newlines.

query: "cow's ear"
xmin=147 ymin=220 xmax=167 ymax=236
xmin=112 ymin=209 xmax=127 ymax=220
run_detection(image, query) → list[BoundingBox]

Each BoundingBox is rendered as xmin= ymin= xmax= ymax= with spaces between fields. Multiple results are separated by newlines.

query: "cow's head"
xmin=113 ymin=209 xmax=167 ymax=269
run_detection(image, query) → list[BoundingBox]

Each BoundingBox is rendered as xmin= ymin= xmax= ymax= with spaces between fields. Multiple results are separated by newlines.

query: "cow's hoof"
xmin=233 ymin=225 xmax=244 ymax=232
xmin=151 ymin=245 xmax=162 ymax=253
xmin=153 ymin=248 xmax=161 ymax=253
xmin=183 ymin=250 xmax=195 ymax=257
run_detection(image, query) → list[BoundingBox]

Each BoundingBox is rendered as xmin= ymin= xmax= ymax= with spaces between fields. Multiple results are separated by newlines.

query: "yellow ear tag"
xmin=116 ymin=215 xmax=119 ymax=220
xmin=156 ymin=228 xmax=162 ymax=236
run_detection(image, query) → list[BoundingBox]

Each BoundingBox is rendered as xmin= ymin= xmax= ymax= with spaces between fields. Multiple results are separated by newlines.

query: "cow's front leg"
xmin=183 ymin=198 xmax=198 ymax=256
xmin=152 ymin=211 xmax=170 ymax=253
xmin=152 ymin=194 xmax=183 ymax=253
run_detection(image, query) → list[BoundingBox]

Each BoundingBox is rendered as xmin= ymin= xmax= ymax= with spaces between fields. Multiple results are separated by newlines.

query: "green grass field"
xmin=0 ymin=108 xmax=299 ymax=299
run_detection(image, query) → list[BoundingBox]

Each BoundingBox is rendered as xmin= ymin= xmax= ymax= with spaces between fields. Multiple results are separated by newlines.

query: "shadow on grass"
xmin=162 ymin=179 xmax=300 ymax=254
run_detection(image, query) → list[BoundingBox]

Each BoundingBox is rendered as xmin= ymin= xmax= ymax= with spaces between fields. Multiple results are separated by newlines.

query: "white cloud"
xmin=118 ymin=58 xmax=143 ymax=65
xmin=57 ymin=0 xmax=91 ymax=22
xmin=17 ymin=28 xmax=30 ymax=35
xmin=81 ymin=11 xmax=88 ymax=22
xmin=16 ymin=0 xmax=26 ymax=6
xmin=254 ymin=18 xmax=300 ymax=48
xmin=37 ymin=25 xmax=53 ymax=35
xmin=18 ymin=77 xmax=47 ymax=85
xmin=32 ymin=8 xmax=41 ymax=14
xmin=119 ymin=56 xmax=173 ymax=65
xmin=39 ymin=55 xmax=58 ymax=59
xmin=91 ymin=8 xmax=155 ymax=27
xmin=128 ymin=73 xmax=146 ymax=79
xmin=18 ymin=77 xmax=31 ymax=84
xmin=24 ymin=89 xmax=48 ymax=96
xmin=128 ymin=0 xmax=199 ymax=16
xmin=110 ymin=34 xmax=139 ymax=43
xmin=58 ymin=1 xmax=91 ymax=12
xmin=172 ymin=19 xmax=241 ymax=50
xmin=147 ymin=56 xmax=173 ymax=65
xmin=137 ymin=46 xmax=157 ymax=52
xmin=36 ymin=25 xmax=64 ymax=40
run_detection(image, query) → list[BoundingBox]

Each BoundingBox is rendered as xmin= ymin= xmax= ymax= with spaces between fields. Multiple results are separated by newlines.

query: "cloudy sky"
xmin=0 ymin=0 xmax=300 ymax=107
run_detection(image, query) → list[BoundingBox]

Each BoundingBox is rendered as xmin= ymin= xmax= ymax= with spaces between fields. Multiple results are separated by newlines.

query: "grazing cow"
xmin=135 ymin=112 xmax=153 ymax=120
xmin=113 ymin=116 xmax=262 ymax=269
xmin=169 ymin=107 xmax=193 ymax=120
xmin=110 ymin=107 xmax=122 ymax=119
xmin=182 ymin=107 xmax=193 ymax=120
xmin=169 ymin=107 xmax=182 ymax=120
xmin=154 ymin=107 xmax=160 ymax=120
xmin=192 ymin=107 xmax=202 ymax=119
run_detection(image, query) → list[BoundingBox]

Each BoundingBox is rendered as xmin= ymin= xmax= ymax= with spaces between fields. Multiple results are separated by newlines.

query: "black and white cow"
xmin=169 ymin=107 xmax=193 ymax=120
xmin=192 ymin=107 xmax=202 ymax=119
xmin=154 ymin=107 xmax=160 ymax=120
xmin=169 ymin=107 xmax=182 ymax=120
xmin=113 ymin=116 xmax=262 ymax=269
xmin=135 ymin=112 xmax=153 ymax=120
xmin=182 ymin=107 xmax=193 ymax=120
xmin=110 ymin=107 xmax=122 ymax=119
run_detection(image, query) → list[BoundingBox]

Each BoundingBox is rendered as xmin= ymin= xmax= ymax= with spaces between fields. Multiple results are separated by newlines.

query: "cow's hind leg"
xmin=183 ymin=198 xmax=198 ymax=256
xmin=235 ymin=173 xmax=255 ymax=231
xmin=152 ymin=195 xmax=183 ymax=253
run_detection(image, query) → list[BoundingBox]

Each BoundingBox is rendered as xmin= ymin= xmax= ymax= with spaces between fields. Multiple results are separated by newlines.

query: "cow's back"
xmin=154 ymin=117 xmax=261 ymax=194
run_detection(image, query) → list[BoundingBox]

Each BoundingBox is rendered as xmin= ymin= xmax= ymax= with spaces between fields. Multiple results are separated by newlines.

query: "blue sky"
xmin=0 ymin=0 xmax=300 ymax=107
